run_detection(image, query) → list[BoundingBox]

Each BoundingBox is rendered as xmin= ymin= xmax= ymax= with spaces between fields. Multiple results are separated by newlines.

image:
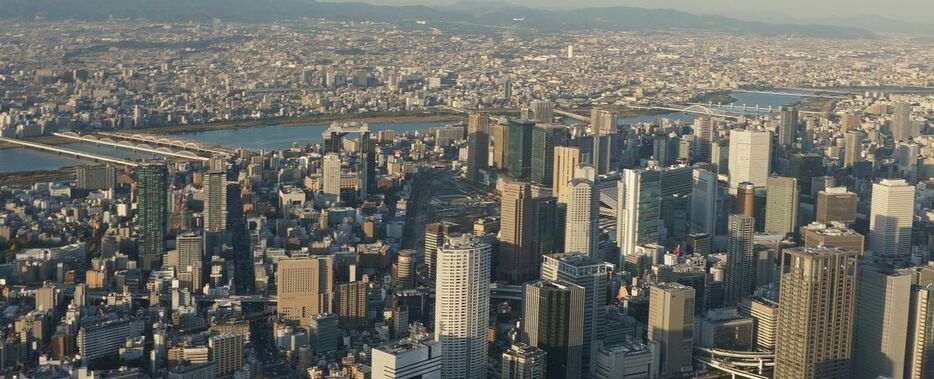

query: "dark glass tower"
xmin=507 ymin=120 xmax=534 ymax=179
xmin=531 ymin=123 xmax=569 ymax=187
xmin=136 ymin=162 xmax=167 ymax=271
xmin=522 ymin=280 xmax=585 ymax=379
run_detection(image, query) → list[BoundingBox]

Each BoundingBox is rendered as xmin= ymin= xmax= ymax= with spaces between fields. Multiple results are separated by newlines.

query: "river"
xmin=0 ymin=91 xmax=805 ymax=174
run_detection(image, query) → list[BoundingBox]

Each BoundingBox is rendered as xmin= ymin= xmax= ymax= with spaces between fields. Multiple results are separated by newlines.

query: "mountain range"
xmin=0 ymin=0 xmax=879 ymax=39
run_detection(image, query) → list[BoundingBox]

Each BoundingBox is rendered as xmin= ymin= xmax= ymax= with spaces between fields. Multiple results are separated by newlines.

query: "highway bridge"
xmin=0 ymin=137 xmax=139 ymax=167
xmin=97 ymin=131 xmax=236 ymax=155
xmin=554 ymin=108 xmax=591 ymax=123
xmin=693 ymin=346 xmax=775 ymax=379
xmin=54 ymin=132 xmax=209 ymax=161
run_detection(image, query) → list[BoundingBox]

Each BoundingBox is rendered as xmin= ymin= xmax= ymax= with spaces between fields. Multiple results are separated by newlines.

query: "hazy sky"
xmin=327 ymin=0 xmax=933 ymax=24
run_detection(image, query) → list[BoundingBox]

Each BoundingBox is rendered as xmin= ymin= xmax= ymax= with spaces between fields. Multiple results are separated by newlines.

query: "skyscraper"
xmin=434 ymin=234 xmax=491 ymax=379
xmin=617 ymin=169 xmax=661 ymax=263
xmin=137 ymin=162 xmax=167 ymax=271
xmin=774 ymin=247 xmax=859 ymax=379
xmin=531 ymin=123 xmax=569 ymax=187
xmin=590 ymin=109 xmax=617 ymax=175
xmin=732 ymin=182 xmax=756 ymax=217
xmin=725 ymin=214 xmax=755 ymax=305
xmin=522 ymin=280 xmax=584 ymax=379
xmin=466 ymin=114 xmax=491 ymax=181
xmin=492 ymin=122 xmax=509 ymax=170
xmin=203 ymin=170 xmax=227 ymax=231
xmin=425 ymin=221 xmax=459 ymax=281
xmin=728 ymin=129 xmax=771 ymax=189
xmin=801 ymin=222 xmax=864 ymax=254
xmin=907 ymin=284 xmax=934 ymax=379
xmin=502 ymin=343 xmax=547 ymax=379
xmin=778 ymin=105 xmax=798 ymax=147
xmin=322 ymin=152 xmax=342 ymax=204
xmin=815 ymin=187 xmax=857 ymax=225
xmin=893 ymin=102 xmax=913 ymax=142
xmin=564 ymin=165 xmax=598 ymax=257
xmin=764 ymin=176 xmax=799 ymax=236
xmin=532 ymin=196 xmax=559 ymax=258
xmin=529 ymin=100 xmax=554 ymax=123
xmin=552 ymin=146 xmax=581 ymax=205
xmin=277 ymin=256 xmax=334 ymax=326
xmin=648 ymin=283 xmax=695 ymax=378
xmin=869 ymin=179 xmax=915 ymax=267
xmin=499 ymin=181 xmax=535 ymax=282
xmin=172 ymin=232 xmax=203 ymax=272
xmin=76 ymin=164 xmax=117 ymax=190
xmin=692 ymin=116 xmax=716 ymax=162
xmin=540 ymin=253 xmax=612 ymax=375
xmin=844 ymin=130 xmax=864 ymax=168
xmin=395 ymin=250 xmax=416 ymax=290
xmin=508 ymin=120 xmax=534 ymax=179
xmin=690 ymin=168 xmax=717 ymax=236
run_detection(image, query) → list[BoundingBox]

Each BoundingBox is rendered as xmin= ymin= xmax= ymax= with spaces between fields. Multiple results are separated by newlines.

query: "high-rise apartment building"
xmin=501 ymin=343 xmax=547 ymax=379
xmin=728 ymin=129 xmax=771 ymax=189
xmin=277 ymin=256 xmax=334 ymax=326
xmin=732 ymin=182 xmax=756 ymax=217
xmin=778 ymin=106 xmax=798 ymax=147
xmin=648 ymin=283 xmax=695 ymax=378
xmin=764 ymin=176 xmax=798 ymax=235
xmin=522 ymin=280 xmax=584 ymax=379
xmin=531 ymin=123 xmax=569 ymax=187
xmin=869 ymin=179 xmax=915 ymax=267
xmin=424 ymin=221 xmax=459 ymax=281
xmin=76 ymin=165 xmax=117 ymax=190
xmin=540 ymin=253 xmax=612 ymax=375
xmin=209 ymin=333 xmax=244 ymax=377
xmin=322 ymin=153 xmax=342 ymax=204
xmin=774 ymin=247 xmax=859 ymax=379
xmin=137 ymin=162 xmax=167 ymax=271
xmin=552 ymin=146 xmax=581 ymax=205
xmin=564 ymin=165 xmax=598 ymax=257
xmin=844 ymin=130 xmax=864 ymax=168
xmin=336 ymin=278 xmax=369 ymax=330
xmin=203 ymin=170 xmax=227 ymax=231
xmin=725 ymin=214 xmax=755 ymax=305
xmin=434 ymin=234 xmax=491 ymax=379
xmin=499 ymin=181 xmax=535 ymax=282
xmin=893 ymin=102 xmax=913 ymax=142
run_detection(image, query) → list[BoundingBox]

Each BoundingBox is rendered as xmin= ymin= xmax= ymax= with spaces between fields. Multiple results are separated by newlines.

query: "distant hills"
xmin=0 ymin=0 xmax=878 ymax=39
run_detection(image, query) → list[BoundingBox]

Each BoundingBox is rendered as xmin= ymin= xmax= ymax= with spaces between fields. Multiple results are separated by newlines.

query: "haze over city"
xmin=0 ymin=0 xmax=931 ymax=378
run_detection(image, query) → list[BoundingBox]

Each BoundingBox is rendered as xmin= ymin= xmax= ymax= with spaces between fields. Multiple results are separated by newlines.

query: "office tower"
xmin=590 ymin=109 xmax=617 ymax=175
xmin=434 ymin=234 xmax=491 ymax=379
xmin=893 ymin=102 xmax=912 ymax=142
xmin=492 ymin=123 xmax=509 ymax=170
xmin=564 ymin=165 xmax=598 ymax=257
xmin=617 ymin=169 xmax=661 ymax=262
xmin=693 ymin=117 xmax=716 ymax=162
xmin=532 ymin=196 xmax=559 ymax=258
xmin=711 ymin=139 xmax=730 ymax=176
xmin=844 ymin=130 xmax=864 ymax=167
xmin=764 ymin=176 xmax=799 ymax=235
xmin=552 ymin=146 xmax=581 ymax=205
xmin=372 ymin=338 xmax=442 ymax=379
xmin=778 ymin=105 xmax=798 ymax=147
xmin=277 ymin=256 xmax=333 ymax=326
xmin=686 ymin=232 xmax=712 ymax=256
xmin=732 ymin=182 xmax=756 ymax=217
xmin=852 ymin=265 xmax=919 ymax=379
xmin=728 ymin=129 xmax=771 ymax=189
xmin=322 ymin=153 xmax=342 ymax=204
xmin=907 ymin=284 xmax=934 ymax=379
xmin=499 ymin=181 xmax=535 ymax=282
xmin=648 ymin=283 xmax=695 ymax=378
xmin=801 ymin=222 xmax=864 ymax=254
xmin=540 ymin=253 xmax=612 ymax=375
xmin=725 ymin=215 xmax=755 ymax=305
xmin=424 ymin=221 xmax=458 ymax=281
xmin=502 ymin=343 xmax=547 ymax=379
xmin=591 ymin=342 xmax=654 ymax=379
xmin=137 ymin=162 xmax=167 ymax=271
xmin=774 ymin=247 xmax=859 ymax=379
xmin=337 ymin=278 xmax=369 ymax=330
xmin=396 ymin=250 xmax=416 ymax=290
xmin=203 ymin=170 xmax=227 ymax=231
xmin=694 ymin=308 xmax=754 ymax=351
xmin=173 ymin=232 xmax=203 ymax=271
xmin=76 ymin=165 xmax=117 ymax=190
xmin=869 ymin=179 xmax=915 ymax=267
xmin=508 ymin=120 xmax=534 ymax=179
xmin=690 ymin=168 xmax=717 ymax=235
xmin=788 ymin=153 xmax=824 ymax=196
xmin=523 ymin=280 xmax=584 ymax=379
xmin=209 ymin=333 xmax=244 ymax=377
xmin=466 ymin=114 xmax=491 ymax=181
xmin=531 ymin=123 xmax=569 ymax=187
xmin=530 ymin=100 xmax=554 ymax=123
xmin=815 ymin=187 xmax=857 ymax=225
xmin=309 ymin=313 xmax=339 ymax=352
xmin=738 ymin=297 xmax=780 ymax=352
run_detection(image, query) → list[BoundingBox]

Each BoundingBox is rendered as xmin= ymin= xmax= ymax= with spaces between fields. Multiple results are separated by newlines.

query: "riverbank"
xmin=141 ymin=111 xmax=467 ymax=135
xmin=0 ymin=167 xmax=75 ymax=186
xmin=0 ymin=135 xmax=73 ymax=149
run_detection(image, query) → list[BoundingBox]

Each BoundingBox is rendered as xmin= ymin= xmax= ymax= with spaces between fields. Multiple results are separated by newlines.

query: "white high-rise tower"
xmin=869 ymin=178 xmax=915 ymax=267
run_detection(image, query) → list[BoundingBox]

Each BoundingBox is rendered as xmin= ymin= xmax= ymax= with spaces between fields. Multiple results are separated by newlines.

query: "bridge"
xmin=684 ymin=102 xmax=821 ymax=115
xmin=97 ymin=131 xmax=236 ymax=155
xmin=0 ymin=137 xmax=139 ymax=167
xmin=54 ymin=132 xmax=209 ymax=162
xmin=693 ymin=346 xmax=775 ymax=379
xmin=728 ymin=89 xmax=848 ymax=99
xmin=554 ymin=109 xmax=591 ymax=123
